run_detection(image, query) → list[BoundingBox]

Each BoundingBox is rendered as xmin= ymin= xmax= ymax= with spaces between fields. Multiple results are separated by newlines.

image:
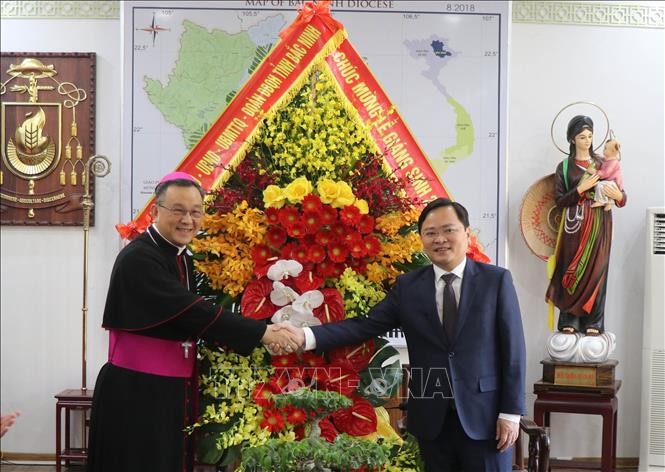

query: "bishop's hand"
xmin=261 ymin=323 xmax=302 ymax=355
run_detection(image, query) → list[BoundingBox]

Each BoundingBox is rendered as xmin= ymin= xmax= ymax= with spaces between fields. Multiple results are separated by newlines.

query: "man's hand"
xmin=279 ymin=324 xmax=305 ymax=349
xmin=261 ymin=323 xmax=303 ymax=354
xmin=496 ymin=417 xmax=519 ymax=452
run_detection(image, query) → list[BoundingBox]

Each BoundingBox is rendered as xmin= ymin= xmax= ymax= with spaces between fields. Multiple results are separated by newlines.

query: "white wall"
xmin=1 ymin=3 xmax=664 ymax=462
xmin=0 ymin=18 xmax=122 ymax=453
xmin=509 ymin=21 xmax=665 ymax=459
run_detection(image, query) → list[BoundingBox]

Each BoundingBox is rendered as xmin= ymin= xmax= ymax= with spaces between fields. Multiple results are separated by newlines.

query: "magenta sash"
xmin=108 ymin=330 xmax=195 ymax=378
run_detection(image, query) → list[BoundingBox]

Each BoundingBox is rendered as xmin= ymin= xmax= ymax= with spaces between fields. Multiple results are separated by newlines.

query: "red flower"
xmin=315 ymin=259 xmax=337 ymax=278
xmin=330 ymin=222 xmax=347 ymax=239
xmin=348 ymin=239 xmax=366 ymax=259
xmin=357 ymin=214 xmax=375 ymax=234
xmin=261 ymin=408 xmax=285 ymax=433
xmin=303 ymin=210 xmax=323 ymax=234
xmin=312 ymin=288 xmax=345 ymax=324
xmin=251 ymin=245 xmax=277 ymax=277
xmin=319 ymin=205 xmax=338 ymax=225
xmin=280 ymin=243 xmax=307 ymax=264
xmin=301 ymin=194 xmax=323 ymax=213
xmin=265 ymin=207 xmax=280 ymax=225
xmin=362 ymin=235 xmax=382 ymax=257
xmin=240 ymin=278 xmax=276 ymax=320
xmin=305 ymin=243 xmax=326 ymax=264
xmin=300 ymin=351 xmax=327 ymax=368
xmin=332 ymin=396 xmax=377 ymax=436
xmin=348 ymin=258 xmax=367 ymax=274
xmin=291 ymin=244 xmax=309 ymax=262
xmin=278 ymin=206 xmax=300 ymax=228
xmin=318 ymin=418 xmax=339 ymax=443
xmin=327 ymin=241 xmax=349 ymax=263
xmin=271 ymin=353 xmax=299 ymax=368
xmin=342 ymin=231 xmax=362 ymax=247
xmin=467 ymin=232 xmax=491 ymax=263
xmin=284 ymin=405 xmax=308 ymax=426
xmin=340 ymin=205 xmax=362 ymax=226
xmin=328 ymin=340 xmax=375 ymax=373
xmin=321 ymin=365 xmax=360 ymax=396
xmin=330 ymin=263 xmax=345 ymax=278
xmin=293 ymin=266 xmax=325 ymax=292
xmin=252 ymin=382 xmax=279 ymax=408
xmin=314 ymin=228 xmax=335 ymax=247
xmin=343 ymin=232 xmax=364 ymax=259
xmin=286 ymin=221 xmax=308 ymax=239
xmin=270 ymin=369 xmax=291 ymax=392
xmin=266 ymin=225 xmax=288 ymax=247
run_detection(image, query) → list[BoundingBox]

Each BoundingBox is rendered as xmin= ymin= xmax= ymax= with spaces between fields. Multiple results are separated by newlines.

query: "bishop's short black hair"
xmin=154 ymin=179 xmax=205 ymax=203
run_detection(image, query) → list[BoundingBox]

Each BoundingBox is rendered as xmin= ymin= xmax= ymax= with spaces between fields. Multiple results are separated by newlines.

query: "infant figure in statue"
xmin=590 ymin=138 xmax=623 ymax=211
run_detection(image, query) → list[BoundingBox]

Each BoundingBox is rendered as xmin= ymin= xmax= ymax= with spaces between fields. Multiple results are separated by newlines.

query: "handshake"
xmin=261 ymin=323 xmax=306 ymax=355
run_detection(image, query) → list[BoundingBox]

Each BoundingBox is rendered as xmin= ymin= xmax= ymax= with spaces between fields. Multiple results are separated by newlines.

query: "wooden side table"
xmin=533 ymin=380 xmax=620 ymax=472
xmin=55 ymin=389 xmax=94 ymax=472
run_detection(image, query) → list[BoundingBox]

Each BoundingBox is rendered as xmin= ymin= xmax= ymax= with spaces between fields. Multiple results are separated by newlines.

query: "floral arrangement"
xmin=189 ymin=64 xmax=484 ymax=471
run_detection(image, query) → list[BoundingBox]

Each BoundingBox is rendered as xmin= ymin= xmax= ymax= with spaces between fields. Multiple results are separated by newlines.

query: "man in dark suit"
xmin=288 ymin=198 xmax=526 ymax=471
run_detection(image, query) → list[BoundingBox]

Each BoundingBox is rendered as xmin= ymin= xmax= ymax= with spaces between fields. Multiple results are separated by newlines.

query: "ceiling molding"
xmin=1 ymin=1 xmax=120 ymax=19
xmin=513 ymin=1 xmax=664 ymax=29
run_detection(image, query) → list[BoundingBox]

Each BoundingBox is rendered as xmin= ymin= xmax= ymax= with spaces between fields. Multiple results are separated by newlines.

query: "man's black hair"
xmin=417 ymin=198 xmax=470 ymax=232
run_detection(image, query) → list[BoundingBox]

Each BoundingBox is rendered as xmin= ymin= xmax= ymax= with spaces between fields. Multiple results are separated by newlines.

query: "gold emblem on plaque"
xmin=1 ymin=57 xmax=87 ymax=219
xmin=6 ymin=106 xmax=57 ymax=175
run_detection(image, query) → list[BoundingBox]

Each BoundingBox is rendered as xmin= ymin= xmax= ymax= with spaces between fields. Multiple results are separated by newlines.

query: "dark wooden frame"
xmin=1 ymin=52 xmax=96 ymax=225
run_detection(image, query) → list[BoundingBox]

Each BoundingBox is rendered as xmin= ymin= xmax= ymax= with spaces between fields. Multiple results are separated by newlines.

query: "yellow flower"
xmin=263 ymin=185 xmax=286 ymax=208
xmin=354 ymin=198 xmax=369 ymax=215
xmin=284 ymin=176 xmax=313 ymax=203
xmin=332 ymin=181 xmax=355 ymax=208
xmin=317 ymin=178 xmax=340 ymax=204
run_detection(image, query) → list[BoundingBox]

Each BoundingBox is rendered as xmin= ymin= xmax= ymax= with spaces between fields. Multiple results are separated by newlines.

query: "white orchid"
xmin=292 ymin=290 xmax=324 ymax=314
xmin=271 ymin=304 xmax=321 ymax=327
xmin=270 ymin=281 xmax=299 ymax=306
xmin=267 ymin=259 xmax=303 ymax=281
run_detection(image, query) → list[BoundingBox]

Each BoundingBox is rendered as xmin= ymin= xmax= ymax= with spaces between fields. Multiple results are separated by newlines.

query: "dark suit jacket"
xmin=311 ymin=258 xmax=526 ymax=441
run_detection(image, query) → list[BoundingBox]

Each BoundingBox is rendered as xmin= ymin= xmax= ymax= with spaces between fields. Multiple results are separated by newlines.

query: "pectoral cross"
xmin=181 ymin=341 xmax=193 ymax=359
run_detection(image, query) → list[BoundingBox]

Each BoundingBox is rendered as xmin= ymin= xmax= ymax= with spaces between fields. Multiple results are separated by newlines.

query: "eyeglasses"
xmin=421 ymin=227 xmax=463 ymax=240
xmin=157 ymin=203 xmax=204 ymax=220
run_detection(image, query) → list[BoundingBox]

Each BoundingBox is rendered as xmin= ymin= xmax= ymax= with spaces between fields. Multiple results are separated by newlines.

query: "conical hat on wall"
xmin=520 ymin=174 xmax=560 ymax=261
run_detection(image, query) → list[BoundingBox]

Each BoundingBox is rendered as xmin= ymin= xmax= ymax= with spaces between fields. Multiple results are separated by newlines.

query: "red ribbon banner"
xmin=325 ymin=40 xmax=450 ymax=204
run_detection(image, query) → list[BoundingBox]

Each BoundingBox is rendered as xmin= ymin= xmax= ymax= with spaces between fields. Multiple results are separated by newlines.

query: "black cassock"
xmin=88 ymin=225 xmax=265 ymax=472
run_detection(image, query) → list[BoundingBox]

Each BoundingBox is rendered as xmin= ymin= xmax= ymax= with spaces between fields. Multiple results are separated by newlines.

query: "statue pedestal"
xmin=533 ymin=378 xmax=621 ymax=472
xmin=541 ymin=359 xmax=617 ymax=390
xmin=546 ymin=331 xmax=616 ymax=362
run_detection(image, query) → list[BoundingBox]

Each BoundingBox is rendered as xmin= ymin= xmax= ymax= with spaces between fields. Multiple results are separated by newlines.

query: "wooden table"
xmin=55 ymin=389 xmax=94 ymax=472
xmin=533 ymin=380 xmax=620 ymax=472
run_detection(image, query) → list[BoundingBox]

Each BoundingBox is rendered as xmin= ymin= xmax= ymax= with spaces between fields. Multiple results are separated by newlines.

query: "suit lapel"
xmin=454 ymin=258 xmax=479 ymax=340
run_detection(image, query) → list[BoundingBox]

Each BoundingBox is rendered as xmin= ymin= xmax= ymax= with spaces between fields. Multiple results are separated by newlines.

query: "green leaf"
xmin=358 ymin=337 xmax=403 ymax=406
xmin=196 ymin=433 xmax=225 ymax=464
xmin=220 ymin=444 xmax=242 ymax=466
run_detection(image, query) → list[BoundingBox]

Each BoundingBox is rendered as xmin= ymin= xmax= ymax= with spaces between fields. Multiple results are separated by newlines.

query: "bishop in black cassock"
xmin=87 ymin=173 xmax=295 ymax=472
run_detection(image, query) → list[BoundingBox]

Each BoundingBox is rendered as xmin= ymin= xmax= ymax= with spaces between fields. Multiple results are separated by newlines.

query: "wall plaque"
xmin=1 ymin=52 xmax=95 ymax=225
